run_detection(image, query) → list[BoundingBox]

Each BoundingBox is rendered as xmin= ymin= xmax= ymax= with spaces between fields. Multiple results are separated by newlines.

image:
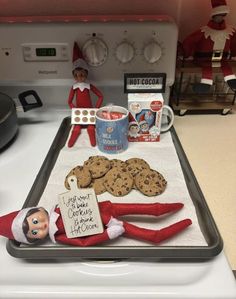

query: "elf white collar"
xmin=48 ymin=206 xmax=60 ymax=243
xmin=73 ymin=82 xmax=90 ymax=91
xmin=201 ymin=25 xmax=235 ymax=49
xmin=128 ymin=131 xmax=139 ymax=138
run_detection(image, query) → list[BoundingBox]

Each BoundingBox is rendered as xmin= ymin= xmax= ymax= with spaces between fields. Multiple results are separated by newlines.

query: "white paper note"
xmin=58 ymin=175 xmax=104 ymax=238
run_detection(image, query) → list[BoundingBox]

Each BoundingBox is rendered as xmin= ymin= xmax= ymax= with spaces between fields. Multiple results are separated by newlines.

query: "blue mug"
xmin=95 ymin=106 xmax=129 ymax=154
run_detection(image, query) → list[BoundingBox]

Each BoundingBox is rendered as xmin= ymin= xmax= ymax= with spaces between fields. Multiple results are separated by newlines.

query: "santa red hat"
xmin=0 ymin=208 xmax=34 ymax=244
xmin=139 ymin=114 xmax=147 ymax=126
xmin=72 ymin=42 xmax=89 ymax=71
xmin=211 ymin=0 xmax=229 ymax=16
xmin=128 ymin=113 xmax=138 ymax=127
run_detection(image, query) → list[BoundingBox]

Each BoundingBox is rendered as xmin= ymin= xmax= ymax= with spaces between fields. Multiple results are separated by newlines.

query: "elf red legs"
xmin=68 ymin=124 xmax=96 ymax=147
xmin=56 ymin=201 xmax=192 ymax=246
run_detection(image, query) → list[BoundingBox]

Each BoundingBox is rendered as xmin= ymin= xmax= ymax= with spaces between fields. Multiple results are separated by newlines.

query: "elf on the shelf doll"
xmin=0 ymin=201 xmax=191 ymax=246
xmin=182 ymin=0 xmax=236 ymax=94
xmin=138 ymin=114 xmax=150 ymax=134
xmin=67 ymin=42 xmax=103 ymax=147
xmin=128 ymin=113 xmax=139 ymax=140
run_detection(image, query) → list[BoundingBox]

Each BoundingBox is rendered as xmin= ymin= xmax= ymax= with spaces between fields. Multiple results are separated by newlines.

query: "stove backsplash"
xmin=0 ymin=84 xmax=171 ymax=108
xmin=0 ymin=18 xmax=177 ymax=106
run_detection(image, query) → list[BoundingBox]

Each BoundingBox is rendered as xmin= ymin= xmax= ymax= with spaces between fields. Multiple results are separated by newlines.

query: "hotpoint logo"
xmin=38 ymin=70 xmax=58 ymax=75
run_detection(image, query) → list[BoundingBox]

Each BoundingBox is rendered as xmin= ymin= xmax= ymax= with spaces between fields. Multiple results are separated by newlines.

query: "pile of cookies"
xmin=64 ymin=155 xmax=167 ymax=197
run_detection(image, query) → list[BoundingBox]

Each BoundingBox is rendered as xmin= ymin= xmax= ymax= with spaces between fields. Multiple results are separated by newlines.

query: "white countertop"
xmin=174 ymin=107 xmax=236 ymax=271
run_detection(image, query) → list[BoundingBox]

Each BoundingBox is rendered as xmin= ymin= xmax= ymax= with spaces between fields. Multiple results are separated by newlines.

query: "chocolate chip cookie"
xmin=89 ymin=176 xmax=107 ymax=195
xmin=104 ymin=167 xmax=134 ymax=196
xmin=125 ymin=158 xmax=150 ymax=177
xmin=65 ymin=165 xmax=92 ymax=189
xmin=83 ymin=155 xmax=111 ymax=178
xmin=135 ymin=168 xmax=167 ymax=196
xmin=110 ymin=159 xmax=127 ymax=169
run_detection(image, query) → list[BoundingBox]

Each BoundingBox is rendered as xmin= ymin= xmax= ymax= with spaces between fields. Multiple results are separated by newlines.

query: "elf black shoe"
xmin=192 ymin=83 xmax=211 ymax=94
xmin=227 ymin=79 xmax=236 ymax=91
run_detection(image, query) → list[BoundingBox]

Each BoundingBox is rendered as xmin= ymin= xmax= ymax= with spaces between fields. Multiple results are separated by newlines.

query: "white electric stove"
xmin=0 ymin=106 xmax=236 ymax=298
xmin=0 ymin=17 xmax=236 ymax=298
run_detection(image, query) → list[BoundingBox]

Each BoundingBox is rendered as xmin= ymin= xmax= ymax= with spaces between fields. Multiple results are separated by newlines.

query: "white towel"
xmin=39 ymin=128 xmax=207 ymax=247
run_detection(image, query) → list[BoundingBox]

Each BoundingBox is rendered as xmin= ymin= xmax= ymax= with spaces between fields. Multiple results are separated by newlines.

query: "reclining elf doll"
xmin=67 ymin=42 xmax=103 ymax=147
xmin=0 ymin=201 xmax=192 ymax=246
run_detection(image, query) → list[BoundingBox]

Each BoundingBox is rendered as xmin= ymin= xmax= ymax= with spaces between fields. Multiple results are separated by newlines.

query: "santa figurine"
xmin=67 ymin=42 xmax=103 ymax=147
xmin=0 ymin=201 xmax=191 ymax=246
xmin=182 ymin=0 xmax=236 ymax=93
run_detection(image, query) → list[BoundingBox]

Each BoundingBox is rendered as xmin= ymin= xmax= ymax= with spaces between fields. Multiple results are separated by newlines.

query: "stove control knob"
xmin=82 ymin=38 xmax=108 ymax=67
xmin=115 ymin=41 xmax=135 ymax=64
xmin=143 ymin=41 xmax=162 ymax=63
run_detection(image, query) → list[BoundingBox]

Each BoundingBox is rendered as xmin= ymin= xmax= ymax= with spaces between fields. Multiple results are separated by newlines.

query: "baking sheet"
xmin=7 ymin=117 xmax=223 ymax=259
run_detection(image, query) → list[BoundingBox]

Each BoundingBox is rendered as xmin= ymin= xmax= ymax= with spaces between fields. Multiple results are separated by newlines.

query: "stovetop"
xmin=0 ymin=17 xmax=236 ymax=298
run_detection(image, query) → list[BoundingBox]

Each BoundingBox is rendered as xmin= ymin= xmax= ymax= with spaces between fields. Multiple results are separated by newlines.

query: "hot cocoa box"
xmin=128 ymin=93 xmax=164 ymax=142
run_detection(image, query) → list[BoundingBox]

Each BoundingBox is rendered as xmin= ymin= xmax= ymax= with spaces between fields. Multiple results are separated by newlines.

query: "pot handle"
xmin=18 ymin=90 xmax=43 ymax=112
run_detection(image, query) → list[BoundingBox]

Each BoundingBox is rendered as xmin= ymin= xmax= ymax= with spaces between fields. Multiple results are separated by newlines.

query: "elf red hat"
xmin=139 ymin=114 xmax=147 ymax=126
xmin=211 ymin=0 xmax=229 ymax=16
xmin=128 ymin=113 xmax=138 ymax=127
xmin=72 ymin=42 xmax=89 ymax=71
xmin=0 ymin=208 xmax=34 ymax=244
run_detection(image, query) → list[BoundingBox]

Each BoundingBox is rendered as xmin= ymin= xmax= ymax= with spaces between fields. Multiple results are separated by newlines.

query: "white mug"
xmin=160 ymin=105 xmax=174 ymax=132
xmin=128 ymin=93 xmax=174 ymax=142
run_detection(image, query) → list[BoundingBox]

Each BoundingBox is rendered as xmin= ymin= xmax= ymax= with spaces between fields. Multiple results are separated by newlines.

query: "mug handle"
xmin=160 ymin=105 xmax=174 ymax=133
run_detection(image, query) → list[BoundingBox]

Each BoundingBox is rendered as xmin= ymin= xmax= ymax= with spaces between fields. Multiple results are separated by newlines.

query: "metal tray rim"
xmin=6 ymin=117 xmax=223 ymax=260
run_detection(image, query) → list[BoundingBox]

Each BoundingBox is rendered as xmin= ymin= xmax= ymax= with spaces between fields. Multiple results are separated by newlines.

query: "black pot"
xmin=0 ymin=90 xmax=43 ymax=150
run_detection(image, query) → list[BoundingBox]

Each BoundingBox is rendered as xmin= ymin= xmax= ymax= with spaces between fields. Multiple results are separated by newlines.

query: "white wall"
xmin=176 ymin=0 xmax=236 ymax=40
xmin=0 ymin=0 xmax=235 ymax=40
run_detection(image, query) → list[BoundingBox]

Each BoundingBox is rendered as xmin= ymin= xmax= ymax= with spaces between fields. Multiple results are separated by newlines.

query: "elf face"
xmin=140 ymin=122 xmax=149 ymax=132
xmin=26 ymin=208 xmax=49 ymax=240
xmin=129 ymin=124 xmax=139 ymax=134
xmin=73 ymin=68 xmax=88 ymax=83
xmin=212 ymin=13 xmax=226 ymax=24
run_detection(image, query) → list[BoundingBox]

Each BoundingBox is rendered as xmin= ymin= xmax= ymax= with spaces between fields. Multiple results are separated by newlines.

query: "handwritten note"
xmin=58 ymin=175 xmax=104 ymax=238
